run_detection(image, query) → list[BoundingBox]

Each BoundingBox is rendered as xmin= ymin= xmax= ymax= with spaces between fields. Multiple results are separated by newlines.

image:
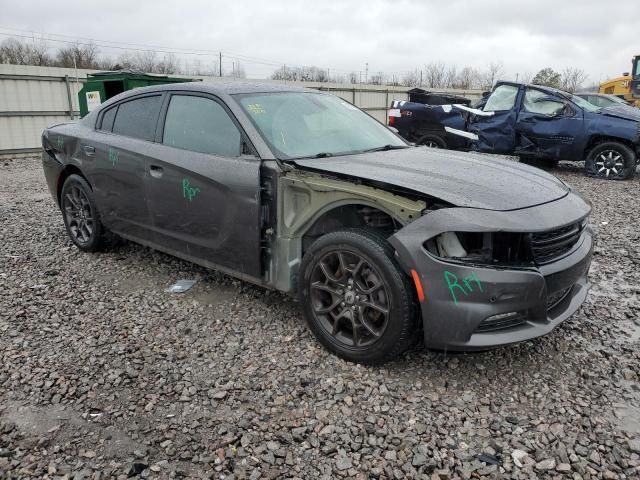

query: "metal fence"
xmin=0 ymin=63 xmax=483 ymax=157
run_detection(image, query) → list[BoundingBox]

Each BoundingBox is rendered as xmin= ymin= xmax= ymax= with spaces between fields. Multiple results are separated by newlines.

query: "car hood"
xmin=598 ymin=104 xmax=640 ymax=122
xmin=293 ymin=147 xmax=569 ymax=211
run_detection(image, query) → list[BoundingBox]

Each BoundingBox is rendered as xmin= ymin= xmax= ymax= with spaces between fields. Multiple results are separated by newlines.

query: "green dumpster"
xmin=78 ymin=70 xmax=195 ymax=117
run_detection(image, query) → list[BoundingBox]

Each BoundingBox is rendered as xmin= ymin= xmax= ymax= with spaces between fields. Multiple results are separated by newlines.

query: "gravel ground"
xmin=1 ymin=157 xmax=639 ymax=480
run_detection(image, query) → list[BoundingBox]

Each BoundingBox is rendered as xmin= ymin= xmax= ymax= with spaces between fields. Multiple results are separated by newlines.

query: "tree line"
xmin=1 ymin=36 xmax=589 ymax=92
xmin=0 ymin=37 xmax=246 ymax=78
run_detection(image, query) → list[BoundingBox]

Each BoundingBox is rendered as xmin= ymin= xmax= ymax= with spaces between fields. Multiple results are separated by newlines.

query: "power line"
xmin=0 ymin=27 xmax=422 ymax=79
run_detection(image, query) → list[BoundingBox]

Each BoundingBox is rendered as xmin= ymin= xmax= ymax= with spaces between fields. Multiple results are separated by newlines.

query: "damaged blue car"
xmin=390 ymin=81 xmax=640 ymax=180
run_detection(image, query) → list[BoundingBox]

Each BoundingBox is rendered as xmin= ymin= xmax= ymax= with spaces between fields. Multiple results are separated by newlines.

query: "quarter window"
xmin=112 ymin=95 xmax=163 ymax=141
xmin=162 ymin=95 xmax=241 ymax=157
xmin=100 ymin=105 xmax=117 ymax=131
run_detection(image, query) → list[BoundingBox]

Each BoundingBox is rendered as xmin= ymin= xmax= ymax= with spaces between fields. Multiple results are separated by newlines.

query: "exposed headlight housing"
xmin=426 ymin=231 xmax=534 ymax=266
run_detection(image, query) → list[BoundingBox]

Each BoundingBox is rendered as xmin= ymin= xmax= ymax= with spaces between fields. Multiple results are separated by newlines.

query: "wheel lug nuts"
xmin=341 ymin=302 xmax=345 ymax=307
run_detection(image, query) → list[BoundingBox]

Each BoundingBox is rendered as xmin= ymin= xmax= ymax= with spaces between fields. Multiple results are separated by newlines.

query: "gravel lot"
xmin=1 ymin=157 xmax=639 ymax=480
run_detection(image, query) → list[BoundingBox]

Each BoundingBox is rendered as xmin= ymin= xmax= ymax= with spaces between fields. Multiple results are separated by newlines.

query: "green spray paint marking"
xmin=108 ymin=148 xmax=118 ymax=166
xmin=182 ymin=178 xmax=200 ymax=202
xmin=56 ymin=136 xmax=64 ymax=148
xmin=444 ymin=270 xmax=483 ymax=305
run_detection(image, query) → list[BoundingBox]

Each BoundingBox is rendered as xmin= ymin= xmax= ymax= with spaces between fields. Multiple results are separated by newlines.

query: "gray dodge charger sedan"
xmin=41 ymin=82 xmax=593 ymax=364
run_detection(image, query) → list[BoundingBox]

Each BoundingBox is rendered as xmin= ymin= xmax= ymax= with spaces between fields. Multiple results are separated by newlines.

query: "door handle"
xmin=83 ymin=145 xmax=95 ymax=156
xmin=149 ymin=165 xmax=164 ymax=178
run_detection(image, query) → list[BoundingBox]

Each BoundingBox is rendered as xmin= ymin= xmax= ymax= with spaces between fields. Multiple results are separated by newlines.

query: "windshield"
xmin=236 ymin=92 xmax=406 ymax=159
xmin=570 ymin=94 xmax=601 ymax=112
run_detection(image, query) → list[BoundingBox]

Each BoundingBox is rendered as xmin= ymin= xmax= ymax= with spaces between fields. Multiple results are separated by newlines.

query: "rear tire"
xmin=585 ymin=142 xmax=636 ymax=180
xmin=417 ymin=134 xmax=447 ymax=149
xmin=60 ymin=174 xmax=110 ymax=252
xmin=299 ymin=228 xmax=417 ymax=365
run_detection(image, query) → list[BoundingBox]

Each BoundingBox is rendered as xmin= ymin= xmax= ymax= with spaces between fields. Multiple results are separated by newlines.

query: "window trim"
xmin=94 ymin=92 xmax=166 ymax=143
xmin=156 ymin=91 xmax=258 ymax=158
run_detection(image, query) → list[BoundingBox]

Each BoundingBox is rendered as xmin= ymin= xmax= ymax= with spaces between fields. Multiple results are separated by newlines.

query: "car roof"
xmin=115 ymin=80 xmax=315 ymax=98
xmin=494 ymin=81 xmax=571 ymax=98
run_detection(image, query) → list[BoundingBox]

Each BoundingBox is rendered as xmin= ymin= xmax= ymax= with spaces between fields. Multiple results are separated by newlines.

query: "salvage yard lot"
xmin=0 ymin=157 xmax=639 ymax=479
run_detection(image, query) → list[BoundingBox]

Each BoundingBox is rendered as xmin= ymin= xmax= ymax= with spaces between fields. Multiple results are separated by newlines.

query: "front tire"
xmin=417 ymin=134 xmax=447 ymax=149
xmin=585 ymin=142 xmax=636 ymax=180
xmin=60 ymin=174 xmax=109 ymax=252
xmin=299 ymin=229 xmax=417 ymax=365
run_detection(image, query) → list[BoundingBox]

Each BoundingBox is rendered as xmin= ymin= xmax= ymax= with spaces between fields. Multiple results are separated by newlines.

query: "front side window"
xmin=112 ymin=95 xmax=163 ymax=141
xmin=483 ymin=85 xmax=519 ymax=112
xmin=522 ymin=89 xmax=565 ymax=115
xmin=162 ymin=95 xmax=241 ymax=157
xmin=236 ymin=92 xmax=406 ymax=159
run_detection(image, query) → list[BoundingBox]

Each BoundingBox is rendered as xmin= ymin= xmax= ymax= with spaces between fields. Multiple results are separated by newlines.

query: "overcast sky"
xmin=2 ymin=0 xmax=639 ymax=83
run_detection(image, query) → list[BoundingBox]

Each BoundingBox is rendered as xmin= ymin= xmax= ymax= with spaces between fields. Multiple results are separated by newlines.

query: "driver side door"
xmin=515 ymin=88 xmax=584 ymax=160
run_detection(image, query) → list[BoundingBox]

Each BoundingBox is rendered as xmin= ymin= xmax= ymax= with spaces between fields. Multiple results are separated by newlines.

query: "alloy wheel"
xmin=63 ymin=184 xmax=94 ymax=244
xmin=595 ymin=149 xmax=625 ymax=177
xmin=309 ymin=250 xmax=390 ymax=348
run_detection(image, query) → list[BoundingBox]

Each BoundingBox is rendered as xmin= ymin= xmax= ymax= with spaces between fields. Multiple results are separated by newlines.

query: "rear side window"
xmin=112 ymin=95 xmax=163 ymax=141
xmin=162 ymin=95 xmax=241 ymax=157
xmin=484 ymin=85 xmax=519 ymax=112
xmin=100 ymin=106 xmax=117 ymax=131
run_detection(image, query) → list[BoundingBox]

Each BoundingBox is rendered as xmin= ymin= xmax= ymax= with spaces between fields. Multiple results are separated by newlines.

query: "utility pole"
xmin=420 ymin=70 xmax=423 ymax=86
xmin=365 ymin=62 xmax=369 ymax=83
xmin=219 ymin=52 xmax=222 ymax=77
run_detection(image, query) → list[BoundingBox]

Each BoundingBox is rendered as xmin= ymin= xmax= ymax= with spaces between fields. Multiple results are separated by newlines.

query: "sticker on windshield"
xmin=246 ymin=103 xmax=265 ymax=115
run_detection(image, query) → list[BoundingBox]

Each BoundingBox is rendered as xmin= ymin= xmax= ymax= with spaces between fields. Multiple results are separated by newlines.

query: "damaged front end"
xmin=388 ymin=193 xmax=593 ymax=350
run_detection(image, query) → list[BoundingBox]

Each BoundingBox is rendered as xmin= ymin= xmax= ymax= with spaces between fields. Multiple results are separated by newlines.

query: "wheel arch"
xmin=584 ymin=135 xmax=637 ymax=159
xmin=56 ymin=165 xmax=90 ymax=206
xmin=269 ymin=172 xmax=427 ymax=293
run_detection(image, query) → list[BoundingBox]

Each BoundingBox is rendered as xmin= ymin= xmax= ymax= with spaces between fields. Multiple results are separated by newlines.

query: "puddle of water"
xmin=189 ymin=286 xmax=237 ymax=306
xmin=612 ymin=403 xmax=640 ymax=434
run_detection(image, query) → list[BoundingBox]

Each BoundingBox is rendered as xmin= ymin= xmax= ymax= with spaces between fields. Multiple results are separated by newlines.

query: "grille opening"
xmin=531 ymin=222 xmax=584 ymax=264
xmin=475 ymin=312 xmax=528 ymax=333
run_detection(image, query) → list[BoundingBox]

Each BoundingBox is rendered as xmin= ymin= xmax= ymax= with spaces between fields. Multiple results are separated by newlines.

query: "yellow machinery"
xmin=599 ymin=55 xmax=640 ymax=107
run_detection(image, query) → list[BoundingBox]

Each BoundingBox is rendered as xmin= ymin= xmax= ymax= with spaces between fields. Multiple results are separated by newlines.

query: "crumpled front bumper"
xmin=389 ymin=192 xmax=593 ymax=350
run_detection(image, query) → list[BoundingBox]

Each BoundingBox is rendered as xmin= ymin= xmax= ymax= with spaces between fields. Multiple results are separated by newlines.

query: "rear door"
xmin=144 ymin=92 xmax=262 ymax=278
xmin=468 ymin=84 xmax=520 ymax=154
xmin=87 ymin=93 xmax=164 ymax=240
xmin=514 ymin=88 xmax=584 ymax=160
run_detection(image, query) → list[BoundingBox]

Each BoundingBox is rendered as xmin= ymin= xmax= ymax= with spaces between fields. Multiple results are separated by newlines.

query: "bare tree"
xmin=479 ymin=61 xmax=505 ymax=89
xmin=444 ymin=64 xmax=457 ymax=88
xmin=348 ymin=72 xmax=358 ymax=84
xmin=369 ymin=72 xmax=385 ymax=85
xmin=231 ymin=61 xmax=246 ymax=79
xmin=401 ymin=69 xmax=420 ymax=87
xmin=560 ymin=67 xmax=588 ymax=93
xmin=423 ymin=62 xmax=446 ymax=88
xmin=155 ymin=53 xmax=180 ymax=74
xmin=453 ymin=66 xmax=479 ymax=89
xmin=0 ymin=37 xmax=52 ymax=66
xmin=55 ymin=42 xmax=99 ymax=69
